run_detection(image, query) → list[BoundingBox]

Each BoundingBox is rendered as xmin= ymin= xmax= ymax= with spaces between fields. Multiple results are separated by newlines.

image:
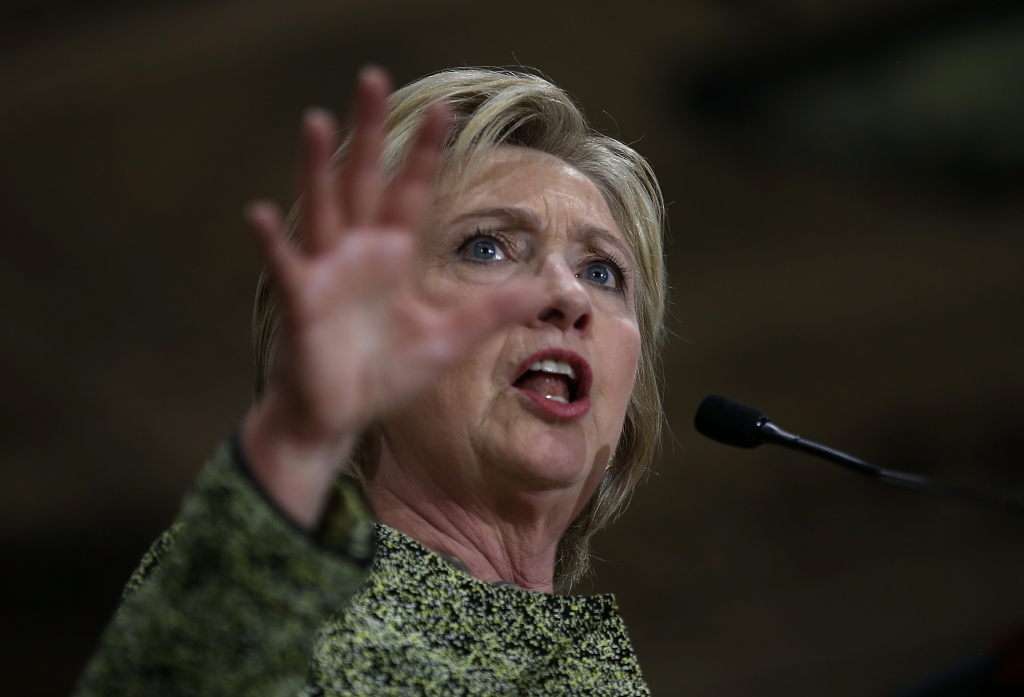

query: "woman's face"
xmin=377 ymin=146 xmax=641 ymax=513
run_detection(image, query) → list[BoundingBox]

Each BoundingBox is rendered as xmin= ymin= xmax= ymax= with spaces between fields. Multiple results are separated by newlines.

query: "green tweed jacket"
xmin=74 ymin=439 xmax=651 ymax=696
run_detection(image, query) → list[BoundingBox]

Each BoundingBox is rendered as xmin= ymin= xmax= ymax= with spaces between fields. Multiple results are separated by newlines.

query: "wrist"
xmin=241 ymin=391 xmax=356 ymax=529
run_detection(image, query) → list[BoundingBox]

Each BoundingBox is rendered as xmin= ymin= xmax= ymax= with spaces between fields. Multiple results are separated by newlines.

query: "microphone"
xmin=694 ymin=395 xmax=1024 ymax=515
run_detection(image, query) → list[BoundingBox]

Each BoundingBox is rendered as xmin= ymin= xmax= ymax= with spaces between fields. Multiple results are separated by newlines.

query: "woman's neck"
xmin=365 ymin=452 xmax=581 ymax=594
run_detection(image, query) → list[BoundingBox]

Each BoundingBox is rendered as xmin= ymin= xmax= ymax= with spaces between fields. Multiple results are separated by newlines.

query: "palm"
xmin=279 ymin=231 xmax=461 ymax=435
xmin=248 ymin=70 xmax=539 ymax=444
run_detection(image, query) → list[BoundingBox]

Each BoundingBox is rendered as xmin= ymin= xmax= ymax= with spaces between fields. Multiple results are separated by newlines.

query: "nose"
xmin=530 ymin=254 xmax=592 ymax=334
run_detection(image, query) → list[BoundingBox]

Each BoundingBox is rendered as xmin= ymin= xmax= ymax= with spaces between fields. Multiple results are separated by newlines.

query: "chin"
xmin=498 ymin=422 xmax=594 ymax=489
xmin=464 ymin=387 xmax=605 ymax=490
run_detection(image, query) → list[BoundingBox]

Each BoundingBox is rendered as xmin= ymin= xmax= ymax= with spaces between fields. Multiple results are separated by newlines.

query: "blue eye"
xmin=471 ymin=239 xmax=503 ymax=261
xmin=584 ymin=263 xmax=616 ymax=287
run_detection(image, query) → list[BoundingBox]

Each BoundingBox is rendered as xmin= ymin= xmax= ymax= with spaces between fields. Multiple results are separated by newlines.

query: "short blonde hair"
xmin=253 ymin=68 xmax=667 ymax=591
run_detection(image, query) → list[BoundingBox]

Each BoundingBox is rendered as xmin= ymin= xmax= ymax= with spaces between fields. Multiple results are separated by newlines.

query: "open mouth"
xmin=511 ymin=349 xmax=592 ymax=418
xmin=515 ymin=358 xmax=579 ymax=403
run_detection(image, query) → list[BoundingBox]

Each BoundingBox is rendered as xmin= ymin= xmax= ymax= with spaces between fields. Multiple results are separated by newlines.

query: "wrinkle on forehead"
xmin=432 ymin=146 xmax=623 ymax=242
xmin=437 ymin=145 xmax=591 ymax=197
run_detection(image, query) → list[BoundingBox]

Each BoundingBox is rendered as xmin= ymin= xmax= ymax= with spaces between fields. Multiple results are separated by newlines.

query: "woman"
xmin=75 ymin=66 xmax=666 ymax=696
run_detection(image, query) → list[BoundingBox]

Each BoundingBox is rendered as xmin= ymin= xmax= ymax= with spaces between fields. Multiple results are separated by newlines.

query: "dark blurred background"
xmin=2 ymin=0 xmax=1023 ymax=695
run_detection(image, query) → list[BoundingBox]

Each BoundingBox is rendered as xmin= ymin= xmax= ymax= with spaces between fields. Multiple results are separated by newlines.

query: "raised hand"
xmin=241 ymin=69 xmax=543 ymax=527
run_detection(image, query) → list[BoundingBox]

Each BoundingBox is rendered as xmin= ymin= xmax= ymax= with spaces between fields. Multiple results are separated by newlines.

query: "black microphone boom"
xmin=694 ymin=395 xmax=1024 ymax=514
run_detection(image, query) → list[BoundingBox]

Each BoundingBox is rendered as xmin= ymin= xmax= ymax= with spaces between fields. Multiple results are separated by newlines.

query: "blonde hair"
xmin=253 ymin=68 xmax=667 ymax=591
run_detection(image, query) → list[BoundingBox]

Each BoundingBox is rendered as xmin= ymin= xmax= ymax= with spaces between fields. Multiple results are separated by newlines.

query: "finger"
xmin=379 ymin=101 xmax=451 ymax=229
xmin=246 ymin=201 xmax=300 ymax=297
xmin=338 ymin=67 xmax=390 ymax=228
xmin=432 ymin=281 xmax=547 ymax=361
xmin=299 ymin=109 xmax=341 ymax=255
xmin=325 ymin=230 xmax=414 ymax=296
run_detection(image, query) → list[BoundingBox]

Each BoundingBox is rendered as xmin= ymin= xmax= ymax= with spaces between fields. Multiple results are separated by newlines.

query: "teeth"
xmin=545 ymin=395 xmax=569 ymax=404
xmin=528 ymin=359 xmax=577 ymax=381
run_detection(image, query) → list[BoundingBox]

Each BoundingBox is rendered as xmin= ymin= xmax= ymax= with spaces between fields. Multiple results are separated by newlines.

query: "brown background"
xmin=2 ymin=1 xmax=1023 ymax=695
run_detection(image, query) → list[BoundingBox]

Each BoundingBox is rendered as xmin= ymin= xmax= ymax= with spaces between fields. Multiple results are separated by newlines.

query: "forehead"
xmin=433 ymin=146 xmax=622 ymax=238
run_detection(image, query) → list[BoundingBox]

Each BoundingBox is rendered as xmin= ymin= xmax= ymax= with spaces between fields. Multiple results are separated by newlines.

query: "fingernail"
xmin=244 ymin=201 xmax=267 ymax=219
xmin=303 ymin=107 xmax=331 ymax=125
xmin=359 ymin=65 xmax=391 ymax=89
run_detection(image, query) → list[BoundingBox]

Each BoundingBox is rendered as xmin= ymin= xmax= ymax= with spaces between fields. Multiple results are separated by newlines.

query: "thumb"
xmin=435 ymin=280 xmax=547 ymax=360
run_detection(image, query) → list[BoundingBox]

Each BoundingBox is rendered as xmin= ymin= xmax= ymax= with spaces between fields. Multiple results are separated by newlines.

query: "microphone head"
xmin=694 ymin=395 xmax=768 ymax=449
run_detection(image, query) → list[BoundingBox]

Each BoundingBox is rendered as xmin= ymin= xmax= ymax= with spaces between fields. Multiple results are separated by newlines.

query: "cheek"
xmin=385 ymin=341 xmax=504 ymax=464
xmin=421 ymin=328 xmax=510 ymax=414
xmin=409 ymin=254 xmax=515 ymax=431
xmin=598 ymin=319 xmax=643 ymax=420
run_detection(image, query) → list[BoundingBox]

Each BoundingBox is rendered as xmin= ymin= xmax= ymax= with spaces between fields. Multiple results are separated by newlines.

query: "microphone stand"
xmin=695 ymin=395 xmax=1024 ymax=516
xmin=756 ymin=420 xmax=1024 ymax=516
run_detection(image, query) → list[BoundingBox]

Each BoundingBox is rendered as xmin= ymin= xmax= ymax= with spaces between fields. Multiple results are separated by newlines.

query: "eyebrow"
xmin=451 ymin=205 xmax=634 ymax=266
xmin=450 ymin=206 xmax=543 ymax=230
xmin=573 ymin=224 xmax=635 ymax=268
